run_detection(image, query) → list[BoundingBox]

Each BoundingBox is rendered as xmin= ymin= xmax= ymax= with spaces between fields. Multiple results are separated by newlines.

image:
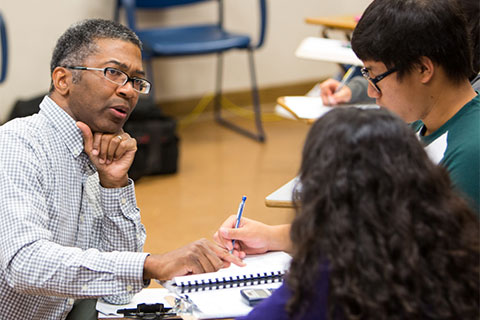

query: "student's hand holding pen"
xmin=213 ymin=216 xmax=292 ymax=258
xmin=319 ymin=78 xmax=353 ymax=106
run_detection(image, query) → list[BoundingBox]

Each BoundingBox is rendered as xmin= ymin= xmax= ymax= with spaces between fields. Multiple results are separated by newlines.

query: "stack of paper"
xmin=276 ymin=96 xmax=333 ymax=123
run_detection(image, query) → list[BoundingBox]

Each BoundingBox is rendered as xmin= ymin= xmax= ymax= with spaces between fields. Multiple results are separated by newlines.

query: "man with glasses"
xmin=351 ymin=0 xmax=479 ymax=213
xmin=0 ymin=19 xmax=241 ymax=320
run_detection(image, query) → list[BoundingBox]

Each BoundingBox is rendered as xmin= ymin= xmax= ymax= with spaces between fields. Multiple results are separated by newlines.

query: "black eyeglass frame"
xmin=65 ymin=66 xmax=151 ymax=94
xmin=361 ymin=67 xmax=397 ymax=93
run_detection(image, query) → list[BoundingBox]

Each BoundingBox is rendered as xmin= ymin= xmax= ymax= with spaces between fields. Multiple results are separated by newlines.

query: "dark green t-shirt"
xmin=413 ymin=94 xmax=480 ymax=213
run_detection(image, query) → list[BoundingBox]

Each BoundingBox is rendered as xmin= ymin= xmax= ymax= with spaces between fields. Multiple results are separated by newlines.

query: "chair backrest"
xmin=125 ymin=0 xmax=212 ymax=9
xmin=0 ymin=12 xmax=7 ymax=83
xmin=115 ymin=0 xmax=267 ymax=50
xmin=115 ymin=0 xmax=215 ymax=28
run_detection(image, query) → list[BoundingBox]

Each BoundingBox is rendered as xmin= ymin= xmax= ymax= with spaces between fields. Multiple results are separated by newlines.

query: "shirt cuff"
xmin=100 ymin=178 xmax=139 ymax=219
xmin=114 ymin=251 xmax=150 ymax=294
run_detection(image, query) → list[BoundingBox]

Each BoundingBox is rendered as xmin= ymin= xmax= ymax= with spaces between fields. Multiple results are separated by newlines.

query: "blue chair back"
xmin=115 ymin=0 xmax=214 ymax=28
xmin=127 ymin=0 xmax=212 ymax=8
xmin=114 ymin=0 xmax=268 ymax=141
xmin=0 ymin=12 xmax=7 ymax=83
xmin=115 ymin=0 xmax=266 ymax=49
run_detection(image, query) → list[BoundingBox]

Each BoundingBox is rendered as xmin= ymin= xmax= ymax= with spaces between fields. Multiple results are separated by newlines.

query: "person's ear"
xmin=417 ymin=56 xmax=435 ymax=84
xmin=51 ymin=67 xmax=71 ymax=96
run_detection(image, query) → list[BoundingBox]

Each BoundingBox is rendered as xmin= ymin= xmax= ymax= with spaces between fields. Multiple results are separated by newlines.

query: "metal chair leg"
xmin=214 ymin=49 xmax=266 ymax=142
xmin=214 ymin=52 xmax=223 ymax=122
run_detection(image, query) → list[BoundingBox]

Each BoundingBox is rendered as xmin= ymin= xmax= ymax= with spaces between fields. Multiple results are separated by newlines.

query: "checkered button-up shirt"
xmin=0 ymin=96 xmax=149 ymax=319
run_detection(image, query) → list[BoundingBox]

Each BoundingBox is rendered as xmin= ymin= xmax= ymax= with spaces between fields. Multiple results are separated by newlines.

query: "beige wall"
xmin=0 ymin=0 xmax=371 ymax=122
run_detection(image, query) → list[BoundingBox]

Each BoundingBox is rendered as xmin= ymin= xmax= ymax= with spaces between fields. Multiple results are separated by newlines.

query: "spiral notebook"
xmin=163 ymin=251 xmax=291 ymax=319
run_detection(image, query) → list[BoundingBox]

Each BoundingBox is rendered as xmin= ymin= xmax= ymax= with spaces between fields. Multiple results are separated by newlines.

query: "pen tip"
xmin=242 ymin=196 xmax=247 ymax=201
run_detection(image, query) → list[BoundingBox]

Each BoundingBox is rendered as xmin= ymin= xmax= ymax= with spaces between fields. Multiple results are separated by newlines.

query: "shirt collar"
xmin=39 ymin=95 xmax=85 ymax=158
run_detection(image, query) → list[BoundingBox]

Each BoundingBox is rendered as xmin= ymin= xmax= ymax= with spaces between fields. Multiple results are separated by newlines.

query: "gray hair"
xmin=49 ymin=18 xmax=142 ymax=91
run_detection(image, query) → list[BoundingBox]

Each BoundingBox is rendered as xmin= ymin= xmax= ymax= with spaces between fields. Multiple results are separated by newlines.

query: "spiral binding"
xmin=176 ymin=271 xmax=285 ymax=293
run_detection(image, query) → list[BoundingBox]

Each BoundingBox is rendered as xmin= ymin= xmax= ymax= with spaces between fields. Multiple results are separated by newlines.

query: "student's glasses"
xmin=361 ymin=67 xmax=397 ymax=93
xmin=66 ymin=66 xmax=151 ymax=94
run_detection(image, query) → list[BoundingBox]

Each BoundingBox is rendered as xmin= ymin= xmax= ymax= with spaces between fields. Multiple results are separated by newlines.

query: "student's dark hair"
xmin=49 ymin=18 xmax=142 ymax=92
xmin=287 ymin=107 xmax=479 ymax=319
xmin=351 ymin=0 xmax=473 ymax=83
xmin=457 ymin=0 xmax=480 ymax=79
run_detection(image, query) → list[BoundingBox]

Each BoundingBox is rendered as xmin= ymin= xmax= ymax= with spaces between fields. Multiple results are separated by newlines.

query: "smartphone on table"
xmin=240 ymin=288 xmax=275 ymax=306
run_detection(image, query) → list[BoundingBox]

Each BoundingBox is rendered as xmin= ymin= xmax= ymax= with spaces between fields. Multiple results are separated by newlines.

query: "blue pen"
xmin=230 ymin=196 xmax=247 ymax=253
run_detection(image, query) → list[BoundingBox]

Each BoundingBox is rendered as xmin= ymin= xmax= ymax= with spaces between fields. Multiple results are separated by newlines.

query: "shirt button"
xmin=121 ymin=198 xmax=127 ymax=205
xmin=79 ymin=215 xmax=84 ymax=223
xmin=82 ymin=284 xmax=88 ymax=291
xmin=67 ymin=298 xmax=75 ymax=305
xmin=126 ymin=285 xmax=133 ymax=292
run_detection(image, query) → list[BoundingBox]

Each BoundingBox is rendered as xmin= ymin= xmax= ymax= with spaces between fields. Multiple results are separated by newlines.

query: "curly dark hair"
xmin=287 ymin=107 xmax=479 ymax=319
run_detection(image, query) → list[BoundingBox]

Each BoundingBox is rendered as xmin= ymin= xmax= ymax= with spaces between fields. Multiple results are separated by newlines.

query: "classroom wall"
xmin=0 ymin=0 xmax=372 ymax=122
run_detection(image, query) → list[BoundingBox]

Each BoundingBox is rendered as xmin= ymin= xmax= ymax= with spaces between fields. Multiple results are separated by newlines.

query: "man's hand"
xmin=213 ymin=216 xmax=292 ymax=258
xmin=143 ymin=239 xmax=245 ymax=281
xmin=76 ymin=121 xmax=137 ymax=188
xmin=319 ymin=78 xmax=353 ymax=106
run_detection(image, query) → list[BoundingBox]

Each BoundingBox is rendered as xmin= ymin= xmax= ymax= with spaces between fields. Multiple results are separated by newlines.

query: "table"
xmin=305 ymin=14 xmax=358 ymax=39
xmin=295 ymin=37 xmax=362 ymax=66
xmin=265 ymin=177 xmax=298 ymax=208
xmin=267 ymin=14 xmax=362 ymax=209
xmin=97 ymin=289 xmax=233 ymax=319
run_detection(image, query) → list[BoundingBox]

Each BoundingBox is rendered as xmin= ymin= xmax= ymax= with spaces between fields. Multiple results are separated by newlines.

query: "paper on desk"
xmin=162 ymin=252 xmax=292 ymax=319
xmin=171 ymin=251 xmax=291 ymax=286
xmin=295 ymin=36 xmax=363 ymax=66
xmin=278 ymin=96 xmax=332 ymax=121
xmin=187 ymin=281 xmax=283 ymax=319
xmin=277 ymin=96 xmax=379 ymax=123
xmin=96 ymin=288 xmax=172 ymax=318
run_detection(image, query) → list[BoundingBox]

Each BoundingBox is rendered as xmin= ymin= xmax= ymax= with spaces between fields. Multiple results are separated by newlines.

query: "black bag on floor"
xmin=124 ymin=99 xmax=179 ymax=181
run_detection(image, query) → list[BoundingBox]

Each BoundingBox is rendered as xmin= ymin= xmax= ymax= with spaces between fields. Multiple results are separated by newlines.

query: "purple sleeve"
xmin=237 ymin=264 xmax=330 ymax=320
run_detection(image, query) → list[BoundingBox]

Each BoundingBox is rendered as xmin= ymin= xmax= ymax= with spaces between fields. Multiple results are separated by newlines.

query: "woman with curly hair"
xmin=224 ymin=107 xmax=479 ymax=319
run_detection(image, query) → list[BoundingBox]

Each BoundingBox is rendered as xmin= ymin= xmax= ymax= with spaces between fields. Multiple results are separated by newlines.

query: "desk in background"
xmin=296 ymin=14 xmax=361 ymax=67
xmin=268 ymin=14 xmax=362 ymax=209
xmin=295 ymin=37 xmax=362 ymax=66
xmin=305 ymin=14 xmax=359 ymax=39
xmin=265 ymin=177 xmax=298 ymax=208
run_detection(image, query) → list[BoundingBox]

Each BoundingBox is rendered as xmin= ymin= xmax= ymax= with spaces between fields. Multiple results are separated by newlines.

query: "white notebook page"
xmin=172 ymin=251 xmax=291 ymax=286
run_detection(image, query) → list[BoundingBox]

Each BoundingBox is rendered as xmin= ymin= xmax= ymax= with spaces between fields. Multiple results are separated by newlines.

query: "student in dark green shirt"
xmin=411 ymin=95 xmax=480 ymax=212
xmin=351 ymin=0 xmax=479 ymax=213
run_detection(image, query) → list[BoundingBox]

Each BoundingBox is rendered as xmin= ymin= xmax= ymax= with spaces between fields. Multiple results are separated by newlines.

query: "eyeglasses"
xmin=361 ymin=67 xmax=397 ymax=93
xmin=66 ymin=66 xmax=151 ymax=94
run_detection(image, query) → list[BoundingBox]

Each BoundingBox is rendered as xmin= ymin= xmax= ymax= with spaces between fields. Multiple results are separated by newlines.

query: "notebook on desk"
xmin=277 ymin=96 xmax=332 ymax=124
xmin=277 ymin=96 xmax=378 ymax=124
xmin=163 ymin=251 xmax=292 ymax=319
